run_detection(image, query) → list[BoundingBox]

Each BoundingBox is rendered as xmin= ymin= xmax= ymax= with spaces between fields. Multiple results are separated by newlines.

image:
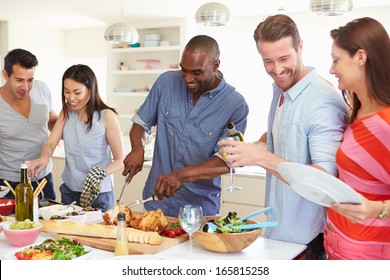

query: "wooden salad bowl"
xmin=192 ymin=219 xmax=262 ymax=253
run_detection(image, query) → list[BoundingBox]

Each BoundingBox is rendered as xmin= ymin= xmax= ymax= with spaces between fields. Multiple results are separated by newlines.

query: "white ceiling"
xmin=0 ymin=0 xmax=389 ymax=29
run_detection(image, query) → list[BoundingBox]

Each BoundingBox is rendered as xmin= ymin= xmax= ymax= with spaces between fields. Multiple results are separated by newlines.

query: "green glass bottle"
xmin=226 ymin=121 xmax=244 ymax=142
xmin=15 ymin=163 xmax=33 ymax=221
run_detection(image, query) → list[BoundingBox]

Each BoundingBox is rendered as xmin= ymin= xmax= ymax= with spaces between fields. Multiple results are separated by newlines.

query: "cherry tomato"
xmin=15 ymin=251 xmax=31 ymax=260
xmin=175 ymin=228 xmax=182 ymax=236
xmin=168 ymin=229 xmax=177 ymax=238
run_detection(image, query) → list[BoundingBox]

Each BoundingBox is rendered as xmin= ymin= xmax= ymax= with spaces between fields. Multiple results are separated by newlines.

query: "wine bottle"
xmin=226 ymin=121 xmax=244 ymax=142
xmin=115 ymin=212 xmax=129 ymax=256
xmin=15 ymin=163 xmax=34 ymax=221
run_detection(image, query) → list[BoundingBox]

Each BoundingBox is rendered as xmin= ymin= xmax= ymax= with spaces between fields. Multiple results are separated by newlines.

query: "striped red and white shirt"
xmin=328 ymin=107 xmax=390 ymax=243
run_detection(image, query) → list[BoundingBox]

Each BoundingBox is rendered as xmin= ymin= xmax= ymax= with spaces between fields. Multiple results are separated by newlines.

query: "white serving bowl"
xmin=39 ymin=204 xmax=83 ymax=220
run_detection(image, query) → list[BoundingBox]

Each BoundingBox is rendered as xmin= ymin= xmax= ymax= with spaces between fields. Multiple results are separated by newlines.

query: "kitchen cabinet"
xmin=106 ymin=19 xmax=185 ymax=149
xmin=52 ymin=156 xmax=65 ymax=201
xmin=221 ymin=172 xmax=266 ymax=223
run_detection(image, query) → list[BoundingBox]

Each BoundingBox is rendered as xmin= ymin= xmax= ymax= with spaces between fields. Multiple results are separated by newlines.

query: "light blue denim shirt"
xmin=264 ymin=67 xmax=348 ymax=244
xmin=132 ymin=70 xmax=249 ymax=217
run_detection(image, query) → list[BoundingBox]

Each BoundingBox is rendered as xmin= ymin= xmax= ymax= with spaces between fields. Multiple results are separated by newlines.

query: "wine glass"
xmin=220 ymin=136 xmax=243 ymax=192
xmin=178 ymin=205 xmax=203 ymax=258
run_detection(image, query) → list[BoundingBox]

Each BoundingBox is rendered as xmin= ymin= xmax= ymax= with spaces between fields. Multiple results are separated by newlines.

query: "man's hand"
xmin=122 ymin=146 xmax=144 ymax=184
xmin=155 ymin=172 xmax=182 ymax=200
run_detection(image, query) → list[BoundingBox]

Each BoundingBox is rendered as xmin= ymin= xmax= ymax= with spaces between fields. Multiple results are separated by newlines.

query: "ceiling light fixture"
xmin=104 ymin=23 xmax=139 ymax=44
xmin=309 ymin=0 xmax=353 ymax=16
xmin=103 ymin=0 xmax=139 ymax=44
xmin=195 ymin=2 xmax=231 ymax=26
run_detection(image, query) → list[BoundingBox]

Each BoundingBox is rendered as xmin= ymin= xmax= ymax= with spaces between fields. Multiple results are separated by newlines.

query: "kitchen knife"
xmin=117 ymin=174 xmax=133 ymax=204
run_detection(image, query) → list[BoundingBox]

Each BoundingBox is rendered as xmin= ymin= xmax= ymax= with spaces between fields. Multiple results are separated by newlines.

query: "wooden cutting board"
xmin=54 ymin=213 xmax=188 ymax=254
xmin=54 ymin=232 xmax=188 ymax=254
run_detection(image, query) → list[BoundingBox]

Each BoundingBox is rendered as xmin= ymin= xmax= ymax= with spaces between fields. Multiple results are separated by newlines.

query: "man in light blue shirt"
xmin=123 ymin=35 xmax=249 ymax=217
xmin=218 ymin=15 xmax=348 ymax=259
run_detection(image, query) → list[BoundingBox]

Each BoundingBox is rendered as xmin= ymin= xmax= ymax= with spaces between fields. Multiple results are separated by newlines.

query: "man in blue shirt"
xmin=218 ymin=15 xmax=348 ymax=259
xmin=122 ymin=35 xmax=249 ymax=217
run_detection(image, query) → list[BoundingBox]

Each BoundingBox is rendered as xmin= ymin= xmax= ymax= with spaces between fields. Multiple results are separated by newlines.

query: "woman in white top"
xmin=28 ymin=64 xmax=123 ymax=212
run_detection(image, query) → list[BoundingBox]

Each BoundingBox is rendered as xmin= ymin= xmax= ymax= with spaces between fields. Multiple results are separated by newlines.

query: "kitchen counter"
xmin=0 ymin=229 xmax=306 ymax=260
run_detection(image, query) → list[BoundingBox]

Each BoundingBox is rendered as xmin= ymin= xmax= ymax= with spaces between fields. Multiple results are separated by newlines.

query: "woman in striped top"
xmin=325 ymin=17 xmax=390 ymax=259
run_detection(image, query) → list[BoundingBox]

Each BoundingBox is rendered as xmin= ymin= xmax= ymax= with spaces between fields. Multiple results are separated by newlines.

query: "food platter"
xmin=277 ymin=162 xmax=362 ymax=207
xmin=2 ymin=242 xmax=93 ymax=260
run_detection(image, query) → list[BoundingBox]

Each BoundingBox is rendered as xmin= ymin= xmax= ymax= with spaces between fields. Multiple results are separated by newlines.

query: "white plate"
xmin=0 ymin=186 xmax=10 ymax=198
xmin=39 ymin=204 xmax=83 ymax=220
xmin=277 ymin=162 xmax=362 ymax=207
xmin=2 ymin=242 xmax=93 ymax=260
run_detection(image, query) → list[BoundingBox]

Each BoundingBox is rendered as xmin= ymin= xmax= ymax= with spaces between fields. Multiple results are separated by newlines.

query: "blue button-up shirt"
xmin=132 ymin=70 xmax=249 ymax=217
xmin=264 ymin=68 xmax=348 ymax=244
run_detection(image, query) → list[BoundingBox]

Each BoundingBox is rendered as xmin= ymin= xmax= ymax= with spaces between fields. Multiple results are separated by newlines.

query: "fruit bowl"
xmin=192 ymin=219 xmax=263 ymax=253
xmin=0 ymin=198 xmax=15 ymax=216
xmin=3 ymin=222 xmax=42 ymax=247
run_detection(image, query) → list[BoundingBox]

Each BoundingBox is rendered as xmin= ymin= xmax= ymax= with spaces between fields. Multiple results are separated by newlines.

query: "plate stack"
xmin=144 ymin=33 xmax=161 ymax=47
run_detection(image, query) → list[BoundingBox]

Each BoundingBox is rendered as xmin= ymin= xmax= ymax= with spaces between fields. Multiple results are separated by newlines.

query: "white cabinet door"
xmin=52 ymin=156 xmax=65 ymax=201
xmin=221 ymin=174 xmax=266 ymax=219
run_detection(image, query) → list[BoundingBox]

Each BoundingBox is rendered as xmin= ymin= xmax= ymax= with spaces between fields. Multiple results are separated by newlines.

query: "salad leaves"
xmin=35 ymin=237 xmax=88 ymax=260
xmin=204 ymin=212 xmax=247 ymax=233
xmin=15 ymin=237 xmax=89 ymax=260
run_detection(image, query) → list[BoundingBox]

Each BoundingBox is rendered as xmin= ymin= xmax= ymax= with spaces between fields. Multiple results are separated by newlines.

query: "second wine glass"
xmin=220 ymin=136 xmax=243 ymax=192
xmin=178 ymin=204 xmax=203 ymax=259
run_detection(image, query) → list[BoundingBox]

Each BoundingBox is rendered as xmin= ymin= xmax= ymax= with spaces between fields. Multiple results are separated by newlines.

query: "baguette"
xmin=41 ymin=220 xmax=163 ymax=245
xmin=127 ymin=228 xmax=162 ymax=245
xmin=41 ymin=220 xmax=117 ymax=239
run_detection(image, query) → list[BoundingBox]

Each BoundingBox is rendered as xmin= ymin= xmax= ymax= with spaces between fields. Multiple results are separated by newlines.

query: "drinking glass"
xmin=220 ymin=136 xmax=243 ymax=192
xmin=178 ymin=205 xmax=203 ymax=258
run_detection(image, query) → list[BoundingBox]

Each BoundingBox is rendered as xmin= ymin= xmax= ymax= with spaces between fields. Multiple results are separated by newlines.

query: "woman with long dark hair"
xmin=28 ymin=64 xmax=124 ymax=212
xmin=326 ymin=17 xmax=390 ymax=259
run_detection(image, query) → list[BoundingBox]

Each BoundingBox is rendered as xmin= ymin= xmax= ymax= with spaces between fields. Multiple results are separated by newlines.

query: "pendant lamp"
xmin=195 ymin=2 xmax=231 ymax=26
xmin=309 ymin=0 xmax=353 ymax=16
xmin=104 ymin=23 xmax=139 ymax=44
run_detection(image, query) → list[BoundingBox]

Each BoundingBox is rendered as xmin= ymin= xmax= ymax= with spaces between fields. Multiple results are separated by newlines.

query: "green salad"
xmin=203 ymin=212 xmax=248 ymax=233
xmin=33 ymin=237 xmax=88 ymax=260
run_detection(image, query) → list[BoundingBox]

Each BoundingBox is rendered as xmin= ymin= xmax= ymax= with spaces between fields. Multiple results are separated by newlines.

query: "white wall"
xmin=2 ymin=6 xmax=390 ymax=142
xmin=189 ymin=6 xmax=390 ymax=142
xmin=3 ymin=22 xmax=65 ymax=113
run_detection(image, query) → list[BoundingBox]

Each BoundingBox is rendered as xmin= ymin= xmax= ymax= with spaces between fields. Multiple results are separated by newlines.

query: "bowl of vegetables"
xmin=192 ymin=212 xmax=264 ymax=253
xmin=3 ymin=219 xmax=42 ymax=247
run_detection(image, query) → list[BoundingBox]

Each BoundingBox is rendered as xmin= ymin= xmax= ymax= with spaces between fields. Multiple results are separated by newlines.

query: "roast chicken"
xmin=103 ymin=204 xmax=168 ymax=233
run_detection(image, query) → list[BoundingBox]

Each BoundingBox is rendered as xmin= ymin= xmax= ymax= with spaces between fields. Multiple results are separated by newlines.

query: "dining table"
xmin=0 ymin=226 xmax=306 ymax=260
